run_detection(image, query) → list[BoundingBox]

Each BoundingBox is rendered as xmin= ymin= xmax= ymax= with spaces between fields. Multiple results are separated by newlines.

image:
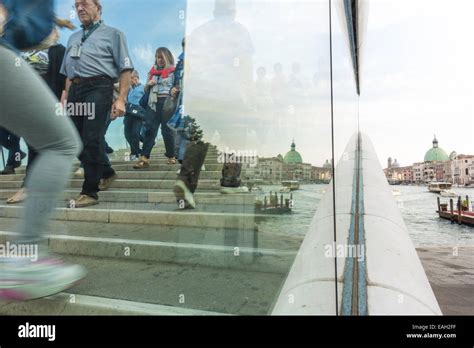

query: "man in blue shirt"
xmin=124 ymin=70 xmax=145 ymax=161
xmin=61 ymin=0 xmax=134 ymax=207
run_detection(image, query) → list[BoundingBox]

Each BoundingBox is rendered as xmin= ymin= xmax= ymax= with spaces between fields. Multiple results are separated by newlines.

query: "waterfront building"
xmin=451 ymin=154 xmax=474 ymax=185
xmin=424 ymin=136 xmax=449 ymax=162
xmin=251 ymin=141 xmax=331 ymax=183
xmin=384 ymin=157 xmax=413 ymax=183
xmin=385 ymin=136 xmax=469 ymax=184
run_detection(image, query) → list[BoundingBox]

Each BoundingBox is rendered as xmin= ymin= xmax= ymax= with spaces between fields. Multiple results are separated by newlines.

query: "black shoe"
xmin=105 ymin=145 xmax=114 ymax=154
xmin=1 ymin=165 xmax=15 ymax=175
xmin=177 ymin=141 xmax=209 ymax=194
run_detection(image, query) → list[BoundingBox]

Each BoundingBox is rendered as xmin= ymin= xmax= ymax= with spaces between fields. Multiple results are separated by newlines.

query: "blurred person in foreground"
xmin=0 ymin=0 xmax=86 ymax=301
xmin=6 ymin=27 xmax=67 ymax=204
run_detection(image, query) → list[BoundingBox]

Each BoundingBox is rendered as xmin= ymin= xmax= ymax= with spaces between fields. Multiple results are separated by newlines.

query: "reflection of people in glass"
xmin=288 ymin=62 xmax=310 ymax=111
xmin=186 ymin=0 xmax=254 ymax=107
xmin=288 ymin=62 xmax=304 ymax=91
xmin=254 ymin=66 xmax=272 ymax=111
xmin=270 ymin=63 xmax=287 ymax=109
xmin=185 ymin=0 xmax=255 ymax=193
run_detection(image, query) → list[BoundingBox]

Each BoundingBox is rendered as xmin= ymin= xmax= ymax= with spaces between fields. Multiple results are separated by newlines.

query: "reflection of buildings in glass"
xmin=185 ymin=0 xmax=256 ymax=150
xmin=249 ymin=141 xmax=332 ymax=183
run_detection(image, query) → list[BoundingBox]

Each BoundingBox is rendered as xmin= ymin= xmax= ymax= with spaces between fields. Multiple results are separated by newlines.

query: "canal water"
xmin=393 ymin=185 xmax=474 ymax=247
xmin=256 ymin=184 xmax=474 ymax=247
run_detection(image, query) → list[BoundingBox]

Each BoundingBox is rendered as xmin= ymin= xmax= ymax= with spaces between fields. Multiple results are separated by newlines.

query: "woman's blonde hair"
xmin=155 ymin=47 xmax=175 ymax=68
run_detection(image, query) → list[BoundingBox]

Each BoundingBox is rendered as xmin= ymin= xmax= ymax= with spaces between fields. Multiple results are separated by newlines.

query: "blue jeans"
xmin=141 ymin=98 xmax=175 ymax=159
xmin=124 ymin=115 xmax=143 ymax=156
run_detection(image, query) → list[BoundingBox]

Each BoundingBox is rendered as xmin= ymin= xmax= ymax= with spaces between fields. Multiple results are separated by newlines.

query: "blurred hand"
xmin=147 ymin=80 xmax=157 ymax=87
xmin=171 ymin=87 xmax=180 ymax=98
xmin=111 ymin=98 xmax=126 ymax=119
xmin=60 ymin=90 xmax=68 ymax=107
xmin=0 ymin=4 xmax=7 ymax=35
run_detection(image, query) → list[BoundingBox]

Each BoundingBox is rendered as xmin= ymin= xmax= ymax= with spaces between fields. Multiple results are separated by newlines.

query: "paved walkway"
xmin=417 ymin=247 xmax=474 ymax=315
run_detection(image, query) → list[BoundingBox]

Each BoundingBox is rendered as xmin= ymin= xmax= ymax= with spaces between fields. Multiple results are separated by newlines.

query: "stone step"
xmin=0 ymin=170 xmax=222 ymax=181
xmin=0 ymin=293 xmax=223 ymax=315
xmin=114 ymin=144 xmax=219 ymax=151
xmin=0 ymin=179 xmax=221 ymax=190
xmin=0 ymin=189 xmax=254 ymax=205
xmin=14 ymin=163 xmax=225 ymax=174
xmin=0 ymin=228 xmax=295 ymax=274
xmin=0 ymin=253 xmax=285 ymax=315
xmin=0 ymin=203 xmax=257 ymax=229
xmin=0 ymin=217 xmax=300 ymax=251
xmin=109 ymin=159 xmax=221 ymax=166
xmin=113 ymin=151 xmax=221 ymax=158
xmin=114 ymin=146 xmax=219 ymax=154
xmin=113 ymin=152 xmax=220 ymax=158
xmin=0 ymin=213 xmax=298 ymax=273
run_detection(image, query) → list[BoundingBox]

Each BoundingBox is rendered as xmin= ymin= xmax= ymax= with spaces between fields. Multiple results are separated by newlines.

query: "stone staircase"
xmin=0 ymin=143 xmax=301 ymax=315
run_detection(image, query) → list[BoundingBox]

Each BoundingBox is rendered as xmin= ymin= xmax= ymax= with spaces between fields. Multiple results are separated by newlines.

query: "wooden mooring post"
xmin=457 ymin=196 xmax=462 ymax=225
xmin=450 ymin=199 xmax=454 ymax=224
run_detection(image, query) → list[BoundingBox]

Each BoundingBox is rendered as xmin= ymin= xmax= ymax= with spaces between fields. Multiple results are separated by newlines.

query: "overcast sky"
xmin=53 ymin=0 xmax=473 ymax=166
xmin=360 ymin=0 xmax=474 ymax=167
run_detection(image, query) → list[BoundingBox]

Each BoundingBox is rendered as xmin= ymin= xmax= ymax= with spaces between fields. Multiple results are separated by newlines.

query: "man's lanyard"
xmin=81 ymin=20 xmax=102 ymax=45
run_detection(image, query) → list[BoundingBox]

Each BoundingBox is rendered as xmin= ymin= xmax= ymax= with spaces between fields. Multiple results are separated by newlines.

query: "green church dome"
xmin=284 ymin=141 xmax=303 ymax=164
xmin=424 ymin=136 xmax=449 ymax=162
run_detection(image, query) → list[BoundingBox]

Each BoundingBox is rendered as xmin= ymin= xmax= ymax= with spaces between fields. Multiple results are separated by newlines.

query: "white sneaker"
xmin=173 ymin=179 xmax=196 ymax=209
xmin=74 ymin=167 xmax=84 ymax=178
xmin=220 ymin=186 xmax=250 ymax=194
xmin=0 ymin=257 xmax=87 ymax=301
xmin=129 ymin=155 xmax=139 ymax=162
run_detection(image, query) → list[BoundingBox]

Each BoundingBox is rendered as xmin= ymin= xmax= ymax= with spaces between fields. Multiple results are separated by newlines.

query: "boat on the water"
xmin=440 ymin=189 xmax=458 ymax=197
xmin=279 ymin=187 xmax=291 ymax=193
xmin=428 ymin=182 xmax=452 ymax=193
xmin=251 ymin=186 xmax=263 ymax=193
xmin=281 ymin=180 xmax=300 ymax=191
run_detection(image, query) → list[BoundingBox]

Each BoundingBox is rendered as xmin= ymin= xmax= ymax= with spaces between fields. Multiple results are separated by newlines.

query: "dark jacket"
xmin=46 ymin=44 xmax=66 ymax=99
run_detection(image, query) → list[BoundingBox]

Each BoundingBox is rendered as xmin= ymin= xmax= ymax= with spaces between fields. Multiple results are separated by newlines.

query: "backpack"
xmin=0 ymin=0 xmax=55 ymax=50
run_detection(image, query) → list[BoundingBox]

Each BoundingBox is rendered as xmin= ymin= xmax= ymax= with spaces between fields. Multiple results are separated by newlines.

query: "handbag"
xmin=166 ymin=92 xmax=183 ymax=131
xmin=139 ymin=90 xmax=150 ymax=109
xmin=162 ymin=93 xmax=180 ymax=121
xmin=125 ymin=102 xmax=146 ymax=119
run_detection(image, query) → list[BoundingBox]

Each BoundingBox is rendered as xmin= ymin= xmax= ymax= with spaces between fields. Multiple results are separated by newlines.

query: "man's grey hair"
xmin=92 ymin=0 xmax=102 ymax=14
xmin=132 ymin=70 xmax=140 ymax=78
